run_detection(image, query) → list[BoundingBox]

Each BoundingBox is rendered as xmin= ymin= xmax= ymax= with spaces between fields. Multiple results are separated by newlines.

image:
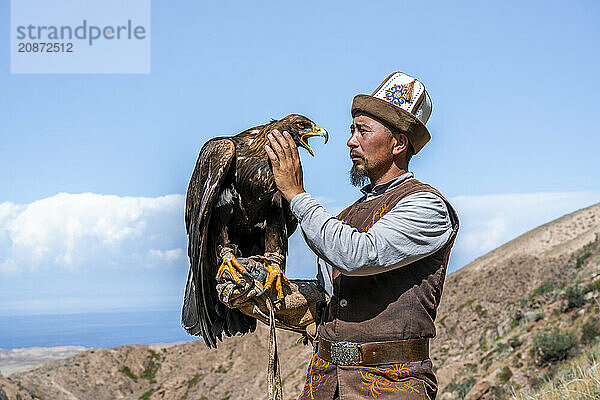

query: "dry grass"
xmin=513 ymin=342 xmax=600 ymax=400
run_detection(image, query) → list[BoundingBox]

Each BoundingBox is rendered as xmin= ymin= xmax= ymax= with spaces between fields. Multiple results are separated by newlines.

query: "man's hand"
xmin=265 ymin=129 xmax=305 ymax=203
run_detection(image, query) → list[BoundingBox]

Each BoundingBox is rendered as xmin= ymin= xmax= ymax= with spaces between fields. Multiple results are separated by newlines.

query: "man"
xmin=222 ymin=72 xmax=459 ymax=400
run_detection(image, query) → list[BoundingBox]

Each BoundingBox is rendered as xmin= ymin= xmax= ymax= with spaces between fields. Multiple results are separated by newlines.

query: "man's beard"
xmin=349 ymin=160 xmax=369 ymax=187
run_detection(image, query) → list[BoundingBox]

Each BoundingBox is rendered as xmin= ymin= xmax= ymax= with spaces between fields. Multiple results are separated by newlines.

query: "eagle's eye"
xmin=297 ymin=122 xmax=309 ymax=129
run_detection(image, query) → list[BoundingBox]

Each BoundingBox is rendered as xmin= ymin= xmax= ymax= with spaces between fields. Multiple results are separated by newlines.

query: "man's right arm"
xmin=290 ymin=191 xmax=453 ymax=276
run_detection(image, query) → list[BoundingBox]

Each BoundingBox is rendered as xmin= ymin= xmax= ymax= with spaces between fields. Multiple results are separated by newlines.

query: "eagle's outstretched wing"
xmin=182 ymin=138 xmax=256 ymax=348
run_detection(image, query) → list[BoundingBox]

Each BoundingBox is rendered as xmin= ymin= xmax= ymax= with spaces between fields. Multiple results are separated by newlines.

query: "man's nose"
xmin=347 ymin=131 xmax=359 ymax=148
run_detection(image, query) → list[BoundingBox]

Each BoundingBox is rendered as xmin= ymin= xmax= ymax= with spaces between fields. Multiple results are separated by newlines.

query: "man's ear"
xmin=391 ymin=133 xmax=409 ymax=156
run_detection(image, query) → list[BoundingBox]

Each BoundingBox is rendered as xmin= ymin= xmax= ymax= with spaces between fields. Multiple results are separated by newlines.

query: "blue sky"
xmin=1 ymin=0 xmax=599 ymax=317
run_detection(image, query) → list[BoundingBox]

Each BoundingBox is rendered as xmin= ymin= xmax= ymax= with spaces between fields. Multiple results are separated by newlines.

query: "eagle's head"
xmin=272 ymin=114 xmax=328 ymax=156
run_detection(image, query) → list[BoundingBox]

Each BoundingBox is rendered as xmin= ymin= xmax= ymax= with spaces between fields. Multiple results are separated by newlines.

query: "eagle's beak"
xmin=300 ymin=126 xmax=329 ymax=157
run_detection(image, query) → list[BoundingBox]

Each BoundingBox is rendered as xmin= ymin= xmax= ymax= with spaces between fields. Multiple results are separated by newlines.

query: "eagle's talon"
xmin=259 ymin=262 xmax=290 ymax=301
xmin=215 ymin=255 xmax=248 ymax=285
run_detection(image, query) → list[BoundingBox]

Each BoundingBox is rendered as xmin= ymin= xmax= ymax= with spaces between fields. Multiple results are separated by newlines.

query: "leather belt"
xmin=318 ymin=337 xmax=429 ymax=366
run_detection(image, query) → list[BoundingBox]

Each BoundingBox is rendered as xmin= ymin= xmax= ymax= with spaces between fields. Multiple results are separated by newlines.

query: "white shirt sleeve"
xmin=291 ymin=191 xmax=453 ymax=277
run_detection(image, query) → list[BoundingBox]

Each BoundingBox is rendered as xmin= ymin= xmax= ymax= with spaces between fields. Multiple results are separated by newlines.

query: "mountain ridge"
xmin=1 ymin=201 xmax=599 ymax=400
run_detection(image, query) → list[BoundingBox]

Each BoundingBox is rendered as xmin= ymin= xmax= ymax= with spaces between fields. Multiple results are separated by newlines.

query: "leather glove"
xmin=216 ymin=257 xmax=266 ymax=308
xmin=215 ymin=257 xmax=329 ymax=341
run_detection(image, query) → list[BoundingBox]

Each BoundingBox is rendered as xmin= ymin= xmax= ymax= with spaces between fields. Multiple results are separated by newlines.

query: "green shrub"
xmin=475 ymin=304 xmax=487 ymax=317
xmin=528 ymin=369 xmax=556 ymax=390
xmin=511 ymin=311 xmax=524 ymax=329
xmin=576 ymin=252 xmax=592 ymax=268
xmin=489 ymin=385 xmax=507 ymax=398
xmin=119 ymin=366 xmax=137 ymax=382
xmin=497 ymin=366 xmax=512 ymax=384
xmin=530 ymin=329 xmax=577 ymax=366
xmin=518 ymin=298 xmax=529 ymax=308
xmin=581 ymin=318 xmax=600 ymax=344
xmin=139 ymin=387 xmax=158 ymax=400
xmin=457 ymin=299 xmax=475 ymax=311
xmin=148 ymin=349 xmax=161 ymax=360
xmin=446 ymin=376 xmax=476 ymax=398
xmin=188 ymin=373 xmax=204 ymax=388
xmin=479 ymin=340 xmax=488 ymax=351
xmin=562 ymin=284 xmax=586 ymax=311
xmin=530 ymin=281 xmax=555 ymax=300
xmin=214 ymin=364 xmax=228 ymax=373
xmin=141 ymin=360 xmax=160 ymax=383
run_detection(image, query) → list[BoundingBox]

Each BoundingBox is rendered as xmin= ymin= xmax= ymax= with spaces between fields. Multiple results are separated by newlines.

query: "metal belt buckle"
xmin=330 ymin=341 xmax=361 ymax=366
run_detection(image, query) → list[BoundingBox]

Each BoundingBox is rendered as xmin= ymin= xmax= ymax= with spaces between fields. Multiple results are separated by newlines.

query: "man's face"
xmin=347 ymin=113 xmax=396 ymax=186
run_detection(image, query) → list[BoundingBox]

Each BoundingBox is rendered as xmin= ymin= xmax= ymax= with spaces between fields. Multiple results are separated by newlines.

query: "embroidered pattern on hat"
xmin=383 ymin=79 xmax=415 ymax=106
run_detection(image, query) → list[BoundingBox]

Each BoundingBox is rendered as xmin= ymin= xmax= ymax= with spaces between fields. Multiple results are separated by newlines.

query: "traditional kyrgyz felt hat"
xmin=351 ymin=72 xmax=433 ymax=154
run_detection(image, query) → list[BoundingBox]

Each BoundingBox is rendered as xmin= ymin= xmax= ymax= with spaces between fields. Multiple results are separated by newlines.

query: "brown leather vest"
xmin=318 ymin=178 xmax=459 ymax=343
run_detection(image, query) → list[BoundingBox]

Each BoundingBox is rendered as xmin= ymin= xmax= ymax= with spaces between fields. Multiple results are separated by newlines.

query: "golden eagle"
xmin=182 ymin=114 xmax=328 ymax=347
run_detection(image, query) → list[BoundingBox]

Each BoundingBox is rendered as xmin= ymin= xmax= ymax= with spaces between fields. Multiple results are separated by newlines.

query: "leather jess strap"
xmin=318 ymin=337 xmax=429 ymax=366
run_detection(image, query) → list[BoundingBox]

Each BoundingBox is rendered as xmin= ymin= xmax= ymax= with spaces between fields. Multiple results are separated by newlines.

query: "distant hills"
xmin=1 ymin=202 xmax=599 ymax=400
xmin=0 ymin=346 xmax=85 ymax=376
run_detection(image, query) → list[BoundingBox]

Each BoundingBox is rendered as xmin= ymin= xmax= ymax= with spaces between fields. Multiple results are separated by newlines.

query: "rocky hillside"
xmin=1 ymin=326 xmax=312 ymax=400
xmin=1 ymin=202 xmax=599 ymax=400
xmin=432 ymin=202 xmax=600 ymax=399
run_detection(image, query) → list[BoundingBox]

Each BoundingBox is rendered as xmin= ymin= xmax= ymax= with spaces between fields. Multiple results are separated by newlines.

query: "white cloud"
xmin=447 ymin=191 xmax=600 ymax=272
xmin=1 ymin=190 xmax=597 ymax=278
xmin=0 ymin=193 xmax=187 ymax=273
xmin=150 ymin=248 xmax=186 ymax=264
